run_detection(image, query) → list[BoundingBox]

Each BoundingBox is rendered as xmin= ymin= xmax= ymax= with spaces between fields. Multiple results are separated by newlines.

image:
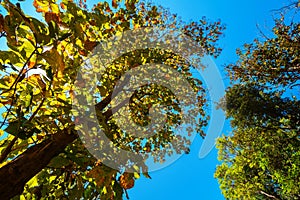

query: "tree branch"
xmin=95 ymin=74 xmax=131 ymax=111
xmin=0 ymin=136 xmax=18 ymax=163
xmin=260 ymin=190 xmax=280 ymax=200
xmin=0 ymin=130 xmax=78 ymax=200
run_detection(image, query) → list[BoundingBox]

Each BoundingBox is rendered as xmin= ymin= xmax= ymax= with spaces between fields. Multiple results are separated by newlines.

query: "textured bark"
xmin=0 ymin=130 xmax=78 ymax=200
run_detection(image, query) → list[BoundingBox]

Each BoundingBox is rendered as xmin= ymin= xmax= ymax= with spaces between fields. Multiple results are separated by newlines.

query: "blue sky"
xmin=128 ymin=1 xmax=295 ymax=200
xmin=0 ymin=0 xmax=297 ymax=199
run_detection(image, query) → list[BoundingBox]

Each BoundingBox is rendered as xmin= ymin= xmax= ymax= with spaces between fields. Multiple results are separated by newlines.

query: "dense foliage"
xmin=0 ymin=0 xmax=224 ymax=199
xmin=215 ymin=8 xmax=300 ymax=200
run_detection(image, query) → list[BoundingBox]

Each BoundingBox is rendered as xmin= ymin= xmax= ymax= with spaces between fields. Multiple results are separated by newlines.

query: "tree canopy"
xmin=0 ymin=0 xmax=224 ymax=199
xmin=215 ymin=8 xmax=300 ymax=200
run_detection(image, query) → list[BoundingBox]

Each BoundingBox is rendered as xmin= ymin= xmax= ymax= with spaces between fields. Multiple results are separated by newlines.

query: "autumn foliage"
xmin=0 ymin=0 xmax=224 ymax=199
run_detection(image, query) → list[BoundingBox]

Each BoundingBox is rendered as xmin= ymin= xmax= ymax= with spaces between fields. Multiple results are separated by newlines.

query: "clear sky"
xmin=0 ymin=0 xmax=296 ymax=200
xmin=128 ymin=1 xmax=295 ymax=200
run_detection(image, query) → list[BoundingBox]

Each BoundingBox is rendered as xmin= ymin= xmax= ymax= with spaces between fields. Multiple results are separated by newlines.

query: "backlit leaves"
xmin=0 ymin=0 xmax=224 ymax=199
xmin=227 ymin=17 xmax=300 ymax=88
xmin=215 ymin=12 xmax=300 ymax=200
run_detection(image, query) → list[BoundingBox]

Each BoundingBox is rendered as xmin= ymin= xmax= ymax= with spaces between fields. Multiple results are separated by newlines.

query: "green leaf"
xmin=48 ymin=156 xmax=71 ymax=168
xmin=4 ymin=120 xmax=22 ymax=136
xmin=4 ymin=118 xmax=39 ymax=140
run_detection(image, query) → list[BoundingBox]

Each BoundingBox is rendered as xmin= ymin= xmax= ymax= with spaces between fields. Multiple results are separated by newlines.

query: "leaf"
xmin=27 ymin=176 xmax=39 ymax=187
xmin=60 ymin=2 xmax=66 ymax=10
xmin=102 ymin=186 xmax=107 ymax=194
xmin=132 ymin=165 xmax=140 ymax=172
xmin=24 ymin=93 xmax=32 ymax=107
xmin=0 ymin=51 xmax=21 ymax=64
xmin=0 ymin=129 xmax=4 ymax=138
xmin=133 ymin=172 xmax=140 ymax=179
xmin=125 ymin=0 xmax=136 ymax=11
xmin=33 ymin=0 xmax=49 ymax=13
xmin=43 ymin=48 xmax=65 ymax=79
xmin=119 ymin=173 xmax=135 ymax=189
xmin=50 ymin=4 xmax=60 ymax=14
xmin=4 ymin=121 xmax=22 ymax=136
xmin=112 ymin=0 xmax=118 ymax=9
xmin=4 ymin=119 xmax=39 ymax=140
xmin=45 ymin=12 xmax=60 ymax=24
xmin=48 ymin=156 xmax=71 ymax=168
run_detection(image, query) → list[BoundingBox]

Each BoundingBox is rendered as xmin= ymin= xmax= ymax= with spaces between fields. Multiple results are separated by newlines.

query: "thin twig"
xmin=28 ymin=97 xmax=46 ymax=122
xmin=1 ymin=48 xmax=37 ymax=95
xmin=0 ymin=49 xmax=37 ymax=129
xmin=124 ymin=189 xmax=130 ymax=199
xmin=270 ymin=2 xmax=298 ymax=13
xmin=256 ymin=23 xmax=270 ymax=40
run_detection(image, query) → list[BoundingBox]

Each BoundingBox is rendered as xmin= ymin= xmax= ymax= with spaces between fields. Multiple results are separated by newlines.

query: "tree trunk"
xmin=0 ymin=91 xmax=114 ymax=199
xmin=0 ymin=130 xmax=78 ymax=200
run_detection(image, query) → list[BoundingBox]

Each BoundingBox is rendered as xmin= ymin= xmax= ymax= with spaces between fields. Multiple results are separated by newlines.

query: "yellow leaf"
xmin=133 ymin=165 xmax=139 ymax=172
xmin=50 ymin=4 xmax=60 ymax=14
xmin=20 ymin=195 xmax=26 ymax=200
xmin=104 ymin=23 xmax=111 ymax=29
xmin=27 ymin=176 xmax=39 ymax=187
xmin=49 ymin=176 xmax=56 ymax=183
xmin=102 ymin=186 xmax=107 ymax=194
xmin=44 ymin=110 xmax=51 ymax=115
xmin=133 ymin=172 xmax=140 ymax=179
xmin=0 ymin=129 xmax=4 ymax=137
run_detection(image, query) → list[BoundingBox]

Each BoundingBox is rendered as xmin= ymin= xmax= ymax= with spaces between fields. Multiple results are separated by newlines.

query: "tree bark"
xmin=0 ymin=130 xmax=78 ymax=200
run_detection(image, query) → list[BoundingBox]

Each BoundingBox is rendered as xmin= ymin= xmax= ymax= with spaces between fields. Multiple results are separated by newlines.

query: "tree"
xmin=0 ymin=0 xmax=224 ymax=199
xmin=215 ymin=8 xmax=300 ymax=200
